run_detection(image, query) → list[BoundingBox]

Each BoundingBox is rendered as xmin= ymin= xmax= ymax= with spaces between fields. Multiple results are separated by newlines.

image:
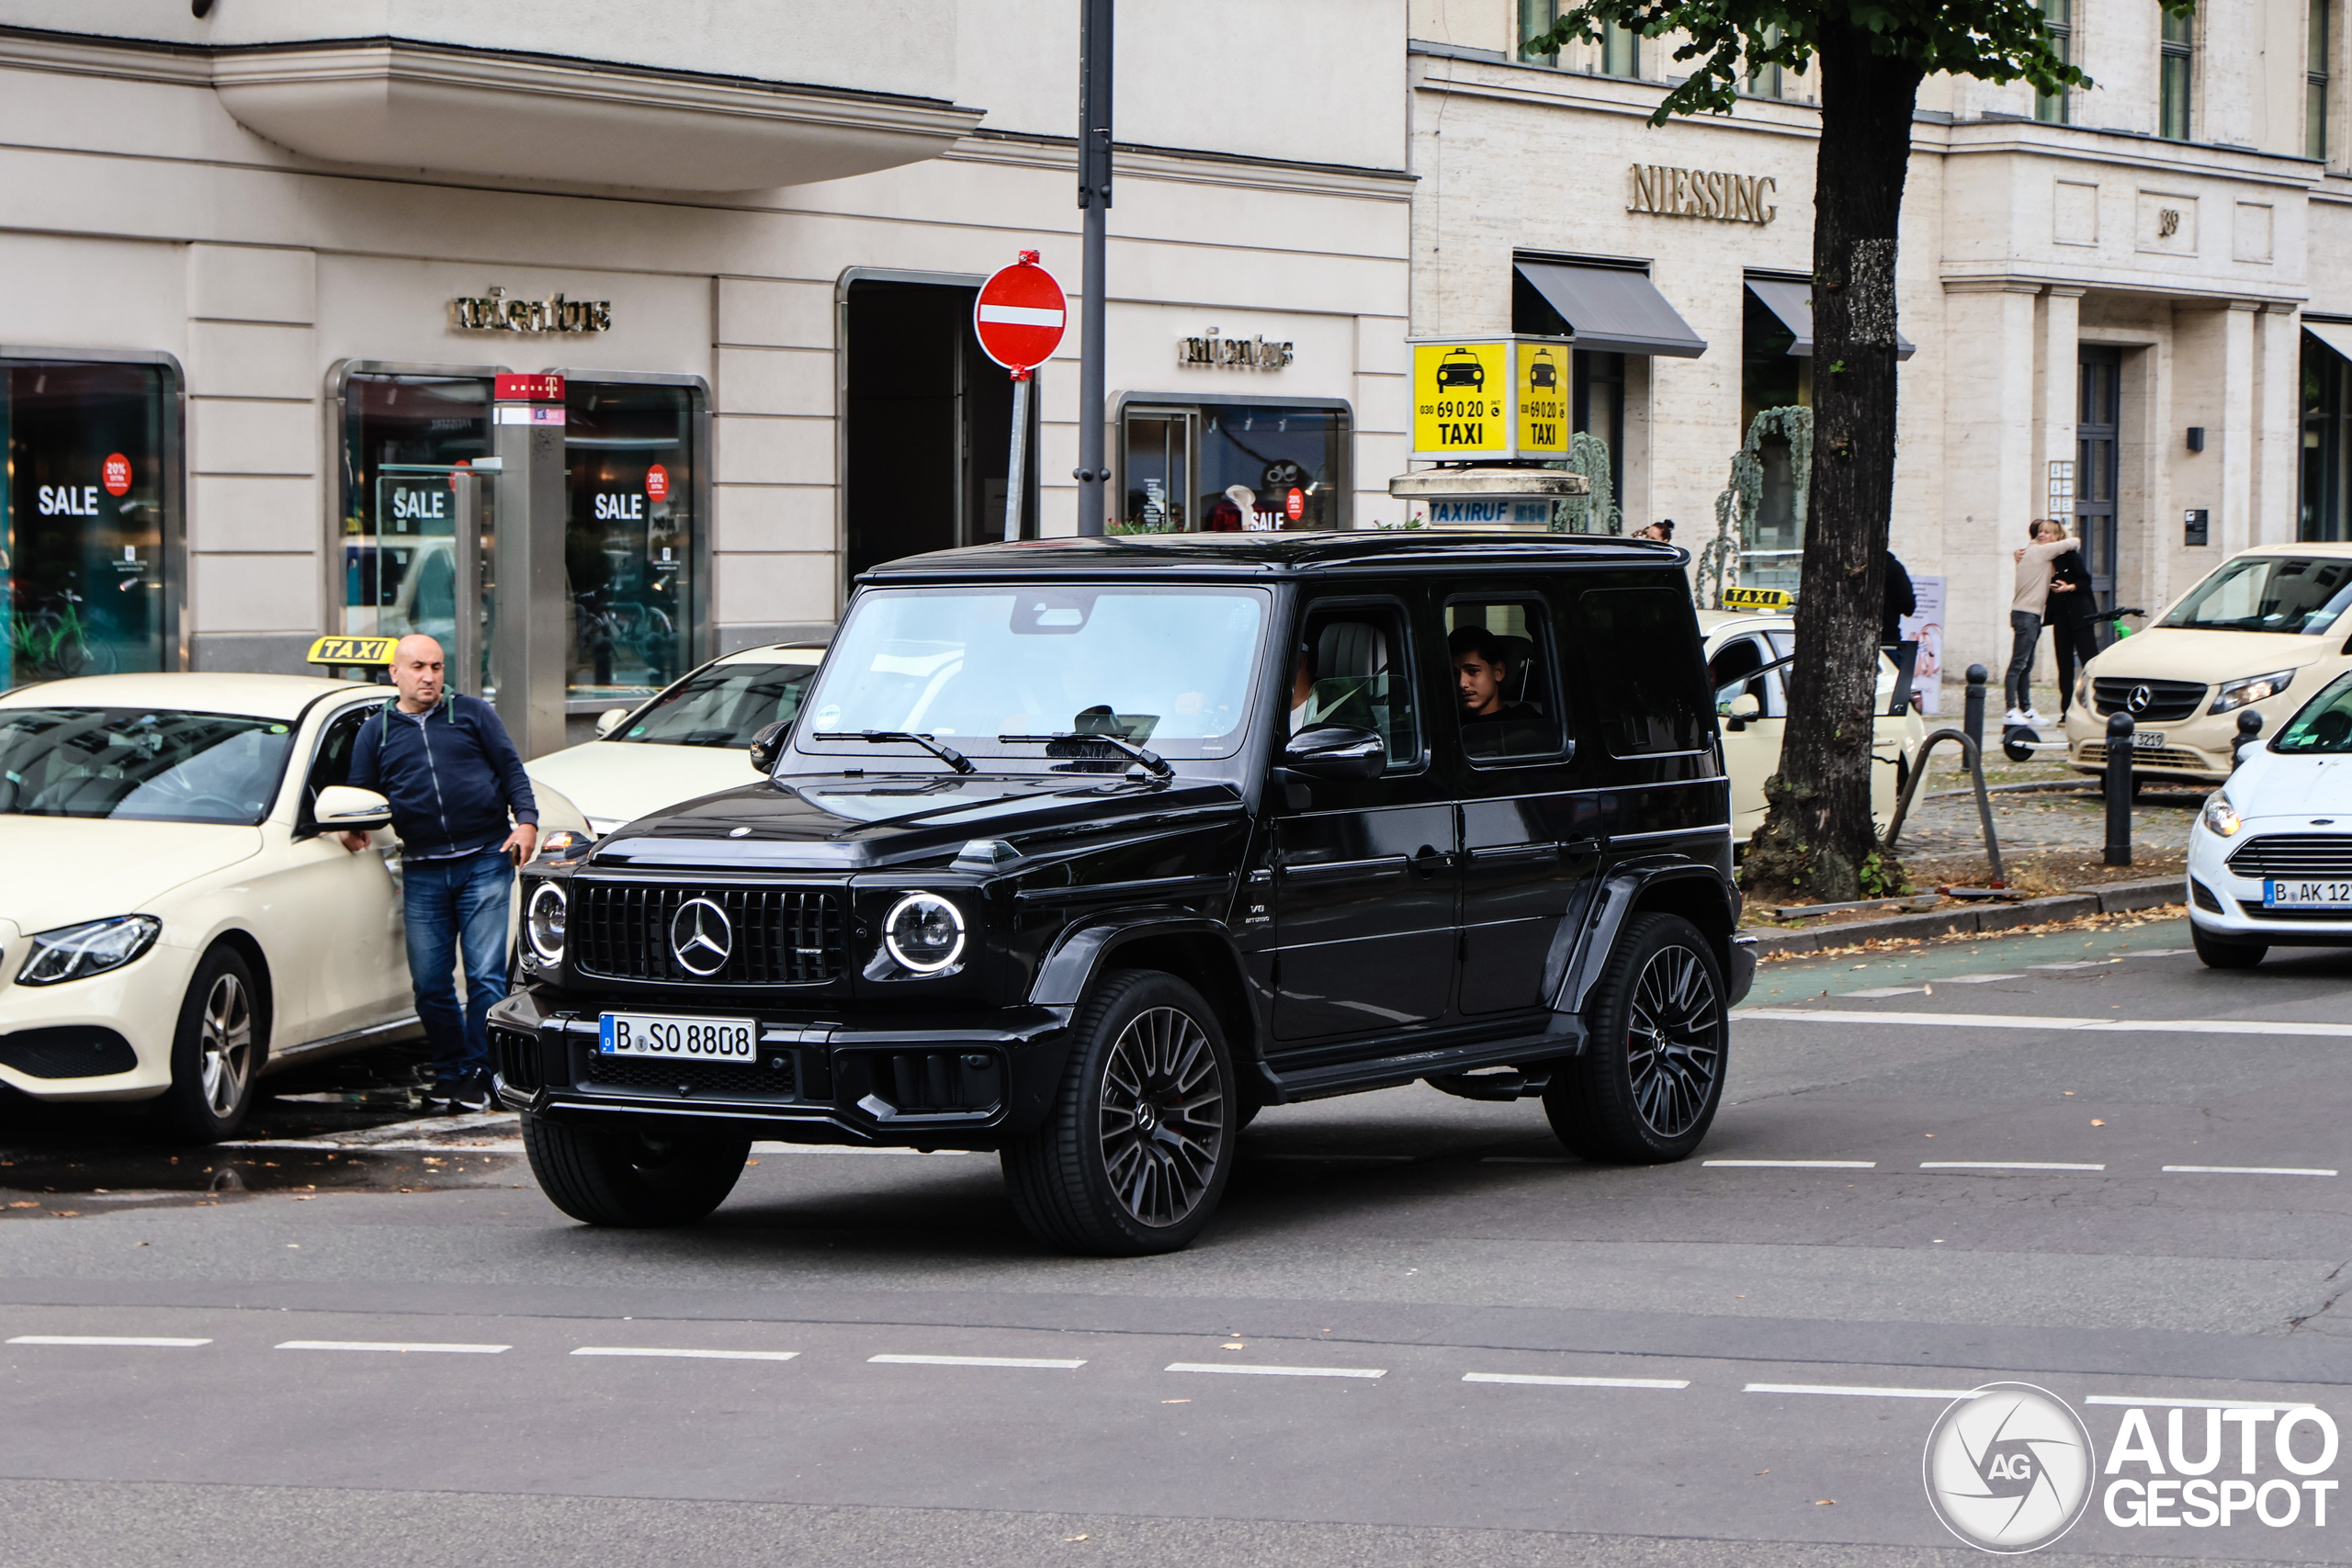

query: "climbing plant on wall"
xmin=1695 ymin=406 xmax=1812 ymax=608
xmin=1554 ymin=431 xmax=1623 ymax=535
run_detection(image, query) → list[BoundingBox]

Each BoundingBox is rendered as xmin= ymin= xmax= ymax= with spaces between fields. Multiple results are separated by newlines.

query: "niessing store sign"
xmin=1628 ymin=164 xmax=1778 ymax=225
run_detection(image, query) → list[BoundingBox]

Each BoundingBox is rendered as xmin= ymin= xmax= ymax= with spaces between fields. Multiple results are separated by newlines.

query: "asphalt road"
xmin=2 ymin=916 xmax=2346 ymax=1567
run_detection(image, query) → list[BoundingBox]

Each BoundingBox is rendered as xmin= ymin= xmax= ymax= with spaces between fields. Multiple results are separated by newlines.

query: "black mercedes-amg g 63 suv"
xmin=492 ymin=532 xmax=1751 ymax=1255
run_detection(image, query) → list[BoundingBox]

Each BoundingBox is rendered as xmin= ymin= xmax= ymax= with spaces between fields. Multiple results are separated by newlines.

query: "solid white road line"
xmin=1736 ymin=1008 xmax=2352 ymax=1037
xmin=1464 ymin=1371 xmax=1689 ymax=1389
xmin=1166 ymin=1361 xmax=1386 ymax=1379
xmin=867 ymin=1354 xmax=1085 ymax=1369
xmin=1746 ymin=1382 xmax=1981 ymax=1400
xmin=2164 ymin=1165 xmax=2338 ymax=1177
xmin=277 ymin=1340 xmax=509 ymax=1354
xmin=572 ymin=1347 xmax=800 ymax=1361
xmin=1921 ymin=1161 xmax=2106 ymax=1171
xmin=2086 ymin=1394 xmax=2319 ymax=1410
xmin=1703 ymin=1159 xmax=1876 ymax=1168
xmin=1845 ymin=987 xmax=1928 ymax=998
xmin=6 ymin=1335 xmax=210 ymax=1348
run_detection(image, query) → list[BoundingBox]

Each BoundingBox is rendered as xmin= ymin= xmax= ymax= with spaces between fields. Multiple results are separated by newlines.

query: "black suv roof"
xmin=861 ymin=531 xmax=1680 ymax=581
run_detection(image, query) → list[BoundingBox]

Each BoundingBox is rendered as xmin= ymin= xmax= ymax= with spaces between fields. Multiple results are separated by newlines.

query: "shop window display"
xmin=338 ymin=371 xmax=493 ymax=687
xmin=1117 ymin=402 xmax=1347 ymax=533
xmin=564 ymin=381 xmax=697 ymax=705
xmin=1 ymin=361 xmax=173 ymax=690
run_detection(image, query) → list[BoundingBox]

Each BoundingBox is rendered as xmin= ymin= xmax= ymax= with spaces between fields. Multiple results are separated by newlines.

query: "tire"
xmin=1001 ymin=969 xmax=1237 ymax=1257
xmin=523 ymin=1114 xmax=751 ymax=1226
xmin=2192 ymin=925 xmax=2267 ymax=970
xmin=156 ymin=945 xmax=266 ymax=1142
xmin=1545 ymin=913 xmax=1726 ymax=1163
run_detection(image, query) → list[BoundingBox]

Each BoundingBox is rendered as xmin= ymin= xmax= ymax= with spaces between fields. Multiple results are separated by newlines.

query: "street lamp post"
xmin=1074 ymin=0 xmax=1113 ymax=536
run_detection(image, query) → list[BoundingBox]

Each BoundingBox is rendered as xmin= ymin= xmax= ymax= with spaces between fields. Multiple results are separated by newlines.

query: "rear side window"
xmin=1575 ymin=587 xmax=1712 ymax=756
xmin=1443 ymin=596 xmax=1567 ymax=761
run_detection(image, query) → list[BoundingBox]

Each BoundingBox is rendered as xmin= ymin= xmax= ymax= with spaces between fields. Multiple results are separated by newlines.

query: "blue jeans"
xmin=402 ymin=848 xmax=514 ymax=1086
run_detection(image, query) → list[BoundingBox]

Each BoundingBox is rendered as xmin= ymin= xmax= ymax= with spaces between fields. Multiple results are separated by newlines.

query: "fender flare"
xmin=1555 ymin=859 xmax=1740 ymax=1018
xmin=1028 ymin=910 xmax=1265 ymax=1070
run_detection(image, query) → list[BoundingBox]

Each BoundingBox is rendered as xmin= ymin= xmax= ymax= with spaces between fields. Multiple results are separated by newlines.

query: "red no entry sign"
xmin=973 ymin=254 xmax=1068 ymax=375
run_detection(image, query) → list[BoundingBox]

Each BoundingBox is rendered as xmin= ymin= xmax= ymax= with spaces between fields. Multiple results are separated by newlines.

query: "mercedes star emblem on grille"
xmin=2128 ymin=684 xmax=2154 ymax=714
xmin=669 ymin=897 xmax=733 ymax=976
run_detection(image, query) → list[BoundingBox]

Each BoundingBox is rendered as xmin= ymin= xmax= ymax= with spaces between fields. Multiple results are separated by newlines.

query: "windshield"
xmin=2160 ymin=556 xmax=2352 ymax=635
xmin=612 ymin=660 xmax=817 ymax=748
xmin=0 ymin=707 xmax=294 ymax=824
xmin=2274 ymin=671 xmax=2352 ymax=754
xmin=798 ymin=585 xmax=1270 ymax=764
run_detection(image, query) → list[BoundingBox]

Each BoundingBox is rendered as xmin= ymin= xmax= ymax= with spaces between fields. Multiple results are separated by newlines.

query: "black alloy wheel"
xmin=1002 ymin=969 xmax=1236 ymax=1256
xmin=524 ymin=1115 xmax=752 ymax=1226
xmin=158 ymin=945 xmax=266 ymax=1141
xmin=1546 ymin=912 xmax=1726 ymax=1162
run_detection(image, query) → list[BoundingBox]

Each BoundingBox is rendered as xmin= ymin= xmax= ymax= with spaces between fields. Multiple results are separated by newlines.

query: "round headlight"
xmin=526 ymin=882 xmax=568 ymax=964
xmin=883 ymin=892 xmax=965 ymax=974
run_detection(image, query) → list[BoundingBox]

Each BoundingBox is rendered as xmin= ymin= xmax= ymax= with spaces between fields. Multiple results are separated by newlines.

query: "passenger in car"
xmin=1450 ymin=626 xmax=1546 ymax=756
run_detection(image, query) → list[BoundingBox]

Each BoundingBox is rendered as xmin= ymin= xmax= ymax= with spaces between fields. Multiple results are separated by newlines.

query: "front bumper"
xmin=0 ymin=933 xmax=193 ymax=1103
xmin=487 ymin=987 xmax=1077 ymax=1146
xmin=2186 ymin=824 xmax=2352 ymax=947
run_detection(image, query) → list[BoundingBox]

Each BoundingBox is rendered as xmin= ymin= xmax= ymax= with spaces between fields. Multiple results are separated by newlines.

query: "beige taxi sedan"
xmin=0 ymin=673 xmax=584 ymax=1139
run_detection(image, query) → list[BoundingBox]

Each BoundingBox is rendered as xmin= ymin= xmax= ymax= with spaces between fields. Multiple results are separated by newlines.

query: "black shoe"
xmin=415 ymin=1082 xmax=454 ymax=1115
xmin=448 ymin=1074 xmax=491 ymax=1114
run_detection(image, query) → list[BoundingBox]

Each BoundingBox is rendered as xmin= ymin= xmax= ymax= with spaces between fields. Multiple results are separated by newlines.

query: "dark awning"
xmin=1745 ymin=277 xmax=1916 ymax=361
xmin=1514 ymin=260 xmax=1707 ymax=358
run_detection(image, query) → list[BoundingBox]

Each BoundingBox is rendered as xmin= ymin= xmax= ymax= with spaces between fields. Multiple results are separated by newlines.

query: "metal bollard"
xmin=2233 ymin=708 xmax=2265 ymax=769
xmin=2104 ymin=712 xmax=2135 ymax=866
xmin=1964 ymin=664 xmax=1988 ymax=756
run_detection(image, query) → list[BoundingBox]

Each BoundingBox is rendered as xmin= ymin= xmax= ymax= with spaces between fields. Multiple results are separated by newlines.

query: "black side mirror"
xmin=749 ymin=719 xmax=790 ymax=773
xmin=1281 ymin=724 xmax=1385 ymax=781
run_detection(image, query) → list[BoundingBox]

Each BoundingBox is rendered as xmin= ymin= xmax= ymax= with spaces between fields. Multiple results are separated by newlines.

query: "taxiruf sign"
xmin=973 ymin=254 xmax=1068 ymax=378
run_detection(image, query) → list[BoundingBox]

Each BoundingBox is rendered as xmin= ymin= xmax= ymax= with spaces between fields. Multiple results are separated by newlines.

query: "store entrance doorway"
xmin=843 ymin=277 xmax=1033 ymax=581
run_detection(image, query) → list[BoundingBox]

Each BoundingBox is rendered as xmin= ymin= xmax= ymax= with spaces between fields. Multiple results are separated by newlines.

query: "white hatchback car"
xmin=0 ymin=673 xmax=585 ymax=1137
xmin=525 ymin=642 xmax=824 ymax=837
xmin=2186 ymin=668 xmax=2352 ymax=968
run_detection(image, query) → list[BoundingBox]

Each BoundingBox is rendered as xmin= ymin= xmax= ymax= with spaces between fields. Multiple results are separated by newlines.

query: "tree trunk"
xmin=1741 ymin=25 xmax=1926 ymax=903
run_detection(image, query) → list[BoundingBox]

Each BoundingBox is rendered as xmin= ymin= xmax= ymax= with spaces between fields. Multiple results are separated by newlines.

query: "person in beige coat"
xmin=2006 ymin=519 xmax=2083 ymax=727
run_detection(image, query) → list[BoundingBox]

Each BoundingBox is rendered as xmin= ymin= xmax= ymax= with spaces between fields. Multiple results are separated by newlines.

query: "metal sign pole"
xmin=1004 ymin=371 xmax=1031 ymax=542
xmin=1074 ymin=0 xmax=1113 ymax=536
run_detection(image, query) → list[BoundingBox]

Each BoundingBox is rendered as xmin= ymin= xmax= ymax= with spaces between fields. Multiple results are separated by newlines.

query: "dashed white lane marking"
xmin=2086 ymin=1394 xmax=2320 ymax=1410
xmin=1922 ymin=1161 xmax=2106 ymax=1171
xmin=1167 ymin=1361 xmax=1386 ymax=1379
xmin=2164 ymin=1165 xmax=2338 ymax=1177
xmin=277 ymin=1340 xmax=508 ymax=1354
xmin=1736 ymin=1008 xmax=2352 ymax=1037
xmin=1747 ymin=1382 xmax=1981 ymax=1400
xmin=1464 ymin=1371 xmax=1689 ymax=1390
xmin=1704 ymin=1159 xmax=1876 ymax=1168
xmin=868 ymin=1354 xmax=1084 ymax=1370
xmin=6 ymin=1335 xmax=210 ymax=1348
xmin=573 ymin=1347 xmax=800 ymax=1361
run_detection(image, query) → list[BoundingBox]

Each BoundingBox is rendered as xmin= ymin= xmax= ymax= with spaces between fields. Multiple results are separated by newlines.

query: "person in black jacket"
xmin=341 ymin=635 xmax=538 ymax=1111
xmin=2046 ymin=542 xmax=2102 ymax=717
xmin=1881 ymin=549 xmax=1919 ymax=712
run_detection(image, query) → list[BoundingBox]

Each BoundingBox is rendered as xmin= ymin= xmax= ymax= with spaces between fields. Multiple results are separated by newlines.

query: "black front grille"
xmin=580 ymin=1052 xmax=797 ymax=1101
xmin=2226 ymin=834 xmax=2352 ymax=879
xmin=2236 ymin=901 xmax=2352 ymax=922
xmin=572 ymin=882 xmax=845 ymax=986
xmin=490 ymin=1027 xmax=545 ymax=1093
xmin=2094 ymin=677 xmax=2208 ymax=724
xmin=0 ymin=1026 xmax=137 ymax=1078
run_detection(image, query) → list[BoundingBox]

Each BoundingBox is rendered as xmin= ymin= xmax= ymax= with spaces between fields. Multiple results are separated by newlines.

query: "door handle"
xmin=1408 ymin=843 xmax=1448 ymax=878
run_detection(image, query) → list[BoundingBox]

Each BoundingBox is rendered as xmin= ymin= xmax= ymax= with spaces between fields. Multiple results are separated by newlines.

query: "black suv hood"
xmin=581 ymin=772 xmax=1247 ymax=873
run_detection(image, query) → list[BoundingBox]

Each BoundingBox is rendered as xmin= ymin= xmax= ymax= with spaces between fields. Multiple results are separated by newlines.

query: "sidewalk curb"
xmin=1745 ymin=875 xmax=2183 ymax=958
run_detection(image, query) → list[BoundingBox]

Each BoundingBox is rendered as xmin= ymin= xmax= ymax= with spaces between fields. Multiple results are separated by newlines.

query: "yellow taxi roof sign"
xmin=1721 ymin=586 xmax=1792 ymax=611
xmin=306 ymin=635 xmax=401 ymax=667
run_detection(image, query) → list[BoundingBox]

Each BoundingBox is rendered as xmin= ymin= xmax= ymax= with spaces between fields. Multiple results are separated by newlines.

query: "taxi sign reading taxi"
xmin=1720 ymin=585 xmax=1792 ymax=611
xmin=306 ymin=635 xmax=400 ymax=667
xmin=973 ymin=255 xmax=1068 ymax=375
xmin=1410 ymin=336 xmax=1571 ymax=462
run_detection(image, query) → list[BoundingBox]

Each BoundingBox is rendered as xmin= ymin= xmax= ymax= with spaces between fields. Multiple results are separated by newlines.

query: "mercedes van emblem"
xmin=669 ymin=897 xmax=732 ymax=976
xmin=2128 ymin=684 xmax=2154 ymax=714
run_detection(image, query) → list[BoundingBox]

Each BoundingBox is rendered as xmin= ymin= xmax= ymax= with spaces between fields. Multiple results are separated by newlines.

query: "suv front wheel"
xmin=1002 ymin=969 xmax=1237 ymax=1256
xmin=1546 ymin=912 xmax=1726 ymax=1162
xmin=524 ymin=1115 xmax=752 ymax=1226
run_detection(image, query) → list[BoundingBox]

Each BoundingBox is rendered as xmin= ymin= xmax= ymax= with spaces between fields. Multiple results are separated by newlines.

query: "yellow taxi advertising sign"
xmin=1720 ymin=586 xmax=1792 ymax=611
xmin=1518 ymin=343 xmax=1567 ymax=456
xmin=1410 ymin=337 xmax=1571 ymax=462
xmin=306 ymin=635 xmax=401 ymax=667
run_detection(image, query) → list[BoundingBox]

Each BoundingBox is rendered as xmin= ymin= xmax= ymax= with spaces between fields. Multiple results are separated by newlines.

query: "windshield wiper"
xmin=998 ymin=732 xmax=1172 ymax=779
xmin=809 ymin=730 xmax=975 ymax=775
